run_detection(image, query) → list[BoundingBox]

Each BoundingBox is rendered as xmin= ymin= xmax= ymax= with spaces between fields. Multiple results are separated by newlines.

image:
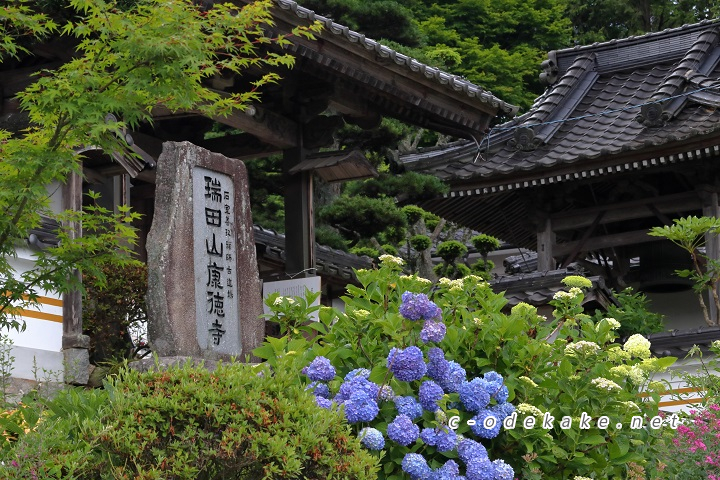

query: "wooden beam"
xmin=61 ymin=172 xmax=86 ymax=348
xmin=560 ymin=211 xmax=605 ymax=268
xmin=197 ymin=133 xmax=281 ymax=160
xmin=701 ymin=188 xmax=720 ymax=323
xmin=550 ymin=192 xmax=701 ymax=231
xmin=537 ymin=217 xmax=555 ymax=271
xmin=152 ymin=101 xmax=299 ymax=149
xmin=554 ymin=229 xmax=662 ymax=256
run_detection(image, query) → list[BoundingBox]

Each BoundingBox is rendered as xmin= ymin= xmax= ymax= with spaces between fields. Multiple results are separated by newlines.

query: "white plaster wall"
xmin=645 ymin=290 xmax=706 ymax=331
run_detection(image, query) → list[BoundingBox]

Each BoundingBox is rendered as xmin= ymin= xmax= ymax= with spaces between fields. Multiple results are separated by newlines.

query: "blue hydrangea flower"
xmin=401 ymin=453 xmax=432 ymax=479
xmin=395 ymin=396 xmax=423 ymax=419
xmin=345 ymin=368 xmax=371 ymax=382
xmin=483 ymin=371 xmax=503 ymax=384
xmin=490 ymin=402 xmax=515 ymax=422
xmin=420 ymin=427 xmax=437 ymax=446
xmin=457 ymin=438 xmax=488 ymax=464
xmin=302 ymin=356 xmax=336 ymax=382
xmin=358 ymin=427 xmax=385 ymax=450
xmin=387 ymin=414 xmax=420 ymax=446
xmin=492 ymin=385 xmax=509 ymax=403
xmin=465 ymin=456 xmax=495 ymax=480
xmin=470 ymin=409 xmax=502 ymax=439
xmin=315 ymin=396 xmax=332 ymax=409
xmin=387 ymin=346 xmax=427 ymax=382
xmin=459 ymin=378 xmax=491 ymax=413
xmin=306 ymin=381 xmax=331 ymax=399
xmin=434 ymin=428 xmax=457 ymax=452
xmin=335 ymin=376 xmax=380 ymax=403
xmin=492 ymin=459 xmax=514 ymax=480
xmin=344 ymin=390 xmax=379 ymax=423
xmin=439 ymin=459 xmax=460 ymax=475
xmin=420 ymin=320 xmax=447 ymax=343
xmin=419 ymin=380 xmax=444 ymax=411
xmin=400 ymin=291 xmax=442 ymax=321
xmin=427 ymin=347 xmax=450 ymax=381
xmin=483 ymin=371 xmax=509 ymax=403
xmin=438 ymin=361 xmax=466 ymax=393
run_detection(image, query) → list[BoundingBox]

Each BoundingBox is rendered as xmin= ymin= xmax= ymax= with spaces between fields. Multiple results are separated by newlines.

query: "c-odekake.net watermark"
xmin=448 ymin=412 xmax=680 ymax=431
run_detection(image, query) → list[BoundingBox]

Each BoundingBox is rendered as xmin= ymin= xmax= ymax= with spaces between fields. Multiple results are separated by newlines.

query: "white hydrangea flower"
xmin=568 ymin=287 xmax=583 ymax=297
xmin=553 ymin=291 xmax=574 ymax=300
xmin=609 ymin=365 xmax=630 ymax=378
xmin=596 ymin=317 xmax=621 ymax=331
xmin=621 ymin=401 xmax=641 ymax=411
xmin=438 ymin=277 xmax=452 ymax=286
xmin=623 ymin=334 xmax=651 ymax=359
xmin=712 ymin=340 xmax=720 ymax=350
xmin=574 ymin=477 xmax=593 ymax=480
xmin=273 ymin=296 xmax=285 ymax=306
xmin=517 ymin=403 xmax=543 ymax=417
xmin=607 ymin=346 xmax=631 ymax=362
xmin=591 ymin=377 xmax=622 ymax=391
xmin=379 ymin=254 xmax=404 ymax=267
xmin=628 ymin=365 xmax=647 ymax=384
xmin=564 ymin=341 xmax=600 ymax=357
xmin=354 ymin=309 xmax=371 ymax=320
xmin=473 ymin=317 xmax=484 ymax=327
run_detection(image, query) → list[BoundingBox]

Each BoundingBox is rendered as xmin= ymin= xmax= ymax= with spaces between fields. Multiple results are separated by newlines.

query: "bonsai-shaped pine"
xmin=470 ymin=234 xmax=501 ymax=280
xmin=649 ymin=216 xmax=720 ymax=326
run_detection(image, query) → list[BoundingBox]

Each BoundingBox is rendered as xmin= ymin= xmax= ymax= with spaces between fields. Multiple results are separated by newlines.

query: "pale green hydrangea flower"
xmin=607 ymin=345 xmax=631 ymax=362
xmin=564 ymin=341 xmax=600 ymax=357
xmin=519 ymin=376 xmax=539 ymax=388
xmin=517 ymin=403 xmax=543 ymax=417
xmin=627 ymin=365 xmax=647 ymax=384
xmin=596 ymin=317 xmax=621 ymax=331
xmin=353 ymin=309 xmax=371 ymax=320
xmin=561 ymin=275 xmax=593 ymax=289
xmin=623 ymin=334 xmax=651 ymax=359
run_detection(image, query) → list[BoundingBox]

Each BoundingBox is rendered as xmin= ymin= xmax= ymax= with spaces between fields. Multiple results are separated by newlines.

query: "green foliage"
xmin=402 ymin=205 xmax=426 ymax=225
xmin=593 ymin=287 xmax=664 ymax=338
xmin=470 ymin=234 xmax=501 ymax=257
xmin=83 ymin=262 xmax=148 ymax=364
xmin=315 ymin=224 xmax=349 ymax=251
xmin=433 ymin=261 xmax=471 ymax=279
xmin=345 ymin=172 xmax=448 ymax=200
xmin=0 ymin=0 xmax=319 ymax=333
xmin=649 ymin=216 xmax=720 ymax=326
xmin=262 ymin=289 xmax=322 ymax=337
xmin=319 ymin=196 xmax=407 ymax=242
xmin=350 ymin=246 xmax=380 ymax=259
xmin=409 ymin=234 xmax=431 ymax=252
xmin=82 ymin=361 xmax=378 ymax=479
xmin=470 ymin=258 xmax=494 ymax=279
xmin=257 ymin=265 xmax=675 ymax=479
xmin=436 ymin=240 xmax=468 ymax=263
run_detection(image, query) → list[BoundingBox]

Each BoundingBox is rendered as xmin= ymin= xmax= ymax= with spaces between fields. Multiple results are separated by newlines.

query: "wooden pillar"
xmin=283 ymin=127 xmax=315 ymax=277
xmin=62 ymin=171 xmax=90 ymax=384
xmin=537 ymin=217 xmax=556 ymax=272
xmin=701 ymin=188 xmax=720 ymax=323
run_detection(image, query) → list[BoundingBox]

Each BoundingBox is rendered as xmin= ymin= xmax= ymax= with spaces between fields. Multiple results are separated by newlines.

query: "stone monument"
xmin=146 ymin=141 xmax=264 ymax=361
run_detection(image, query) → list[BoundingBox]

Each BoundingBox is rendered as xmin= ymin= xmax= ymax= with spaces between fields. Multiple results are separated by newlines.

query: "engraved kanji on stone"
xmin=209 ymin=319 xmax=225 ymax=345
xmin=206 ymin=233 xmax=223 ymax=257
xmin=205 ymin=208 xmax=222 ymax=227
xmin=207 ymin=291 xmax=225 ymax=317
xmin=204 ymin=176 xmax=222 ymax=202
xmin=206 ymin=262 xmax=224 ymax=289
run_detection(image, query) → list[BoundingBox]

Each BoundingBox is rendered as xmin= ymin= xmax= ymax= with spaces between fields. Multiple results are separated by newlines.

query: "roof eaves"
xmin=273 ymin=0 xmax=517 ymax=115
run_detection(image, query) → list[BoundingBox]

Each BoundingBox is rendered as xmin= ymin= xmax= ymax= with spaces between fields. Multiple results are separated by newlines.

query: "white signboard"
xmin=193 ymin=166 xmax=240 ymax=353
xmin=263 ymin=277 xmax=322 ymax=321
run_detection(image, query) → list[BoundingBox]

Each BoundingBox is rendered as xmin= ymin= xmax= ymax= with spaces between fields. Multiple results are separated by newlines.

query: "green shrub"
xmin=470 ymin=258 xmax=494 ymax=279
xmin=0 ymin=361 xmax=378 ymax=480
xmin=83 ymin=262 xmax=148 ymax=364
xmin=381 ymin=244 xmax=398 ymax=256
xmin=593 ymin=287 xmax=664 ymax=338
xmin=350 ymin=246 xmax=380 ymax=259
xmin=436 ymin=240 xmax=467 ymax=263
xmin=401 ymin=205 xmax=426 ymax=225
xmin=433 ymin=261 xmax=470 ymax=279
xmin=86 ymin=360 xmax=378 ymax=479
xmin=470 ymin=234 xmax=501 ymax=257
xmin=409 ymin=234 xmax=431 ymax=252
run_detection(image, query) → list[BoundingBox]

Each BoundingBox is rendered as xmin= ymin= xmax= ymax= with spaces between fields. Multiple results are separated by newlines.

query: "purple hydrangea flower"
xmin=358 ymin=427 xmax=385 ymax=450
xmin=419 ymin=380 xmax=444 ymax=412
xmin=438 ymin=459 xmax=460 ymax=475
xmin=420 ymin=320 xmax=447 ymax=343
xmin=315 ymin=396 xmax=332 ymax=409
xmin=470 ymin=409 xmax=502 ymax=439
xmin=434 ymin=428 xmax=457 ymax=452
xmin=459 ymin=378 xmax=491 ymax=413
xmin=302 ymin=356 xmax=336 ymax=382
xmin=427 ymin=347 xmax=450 ymax=381
xmin=492 ymin=459 xmax=515 ymax=480
xmin=395 ymin=396 xmax=423 ymax=419
xmin=401 ymin=453 xmax=432 ymax=479
xmin=387 ymin=414 xmax=420 ymax=446
xmin=344 ymin=390 xmax=379 ymax=423
xmin=388 ymin=346 xmax=427 ymax=382
xmin=465 ymin=456 xmax=495 ymax=480
xmin=438 ymin=361 xmax=466 ymax=393
xmin=306 ymin=381 xmax=331 ymax=399
xmin=490 ymin=402 xmax=515 ymax=422
xmin=420 ymin=427 xmax=437 ymax=446
xmin=335 ymin=376 xmax=380 ymax=403
xmin=345 ymin=368 xmax=371 ymax=382
xmin=400 ymin=292 xmax=442 ymax=321
xmin=457 ymin=438 xmax=488 ymax=464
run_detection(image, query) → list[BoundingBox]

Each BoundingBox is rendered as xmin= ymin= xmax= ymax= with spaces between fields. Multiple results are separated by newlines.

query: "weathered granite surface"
xmin=147 ymin=141 xmax=264 ymax=362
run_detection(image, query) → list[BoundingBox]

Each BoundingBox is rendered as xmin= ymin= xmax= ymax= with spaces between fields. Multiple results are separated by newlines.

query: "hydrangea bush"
xmin=257 ymin=256 xmax=676 ymax=479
